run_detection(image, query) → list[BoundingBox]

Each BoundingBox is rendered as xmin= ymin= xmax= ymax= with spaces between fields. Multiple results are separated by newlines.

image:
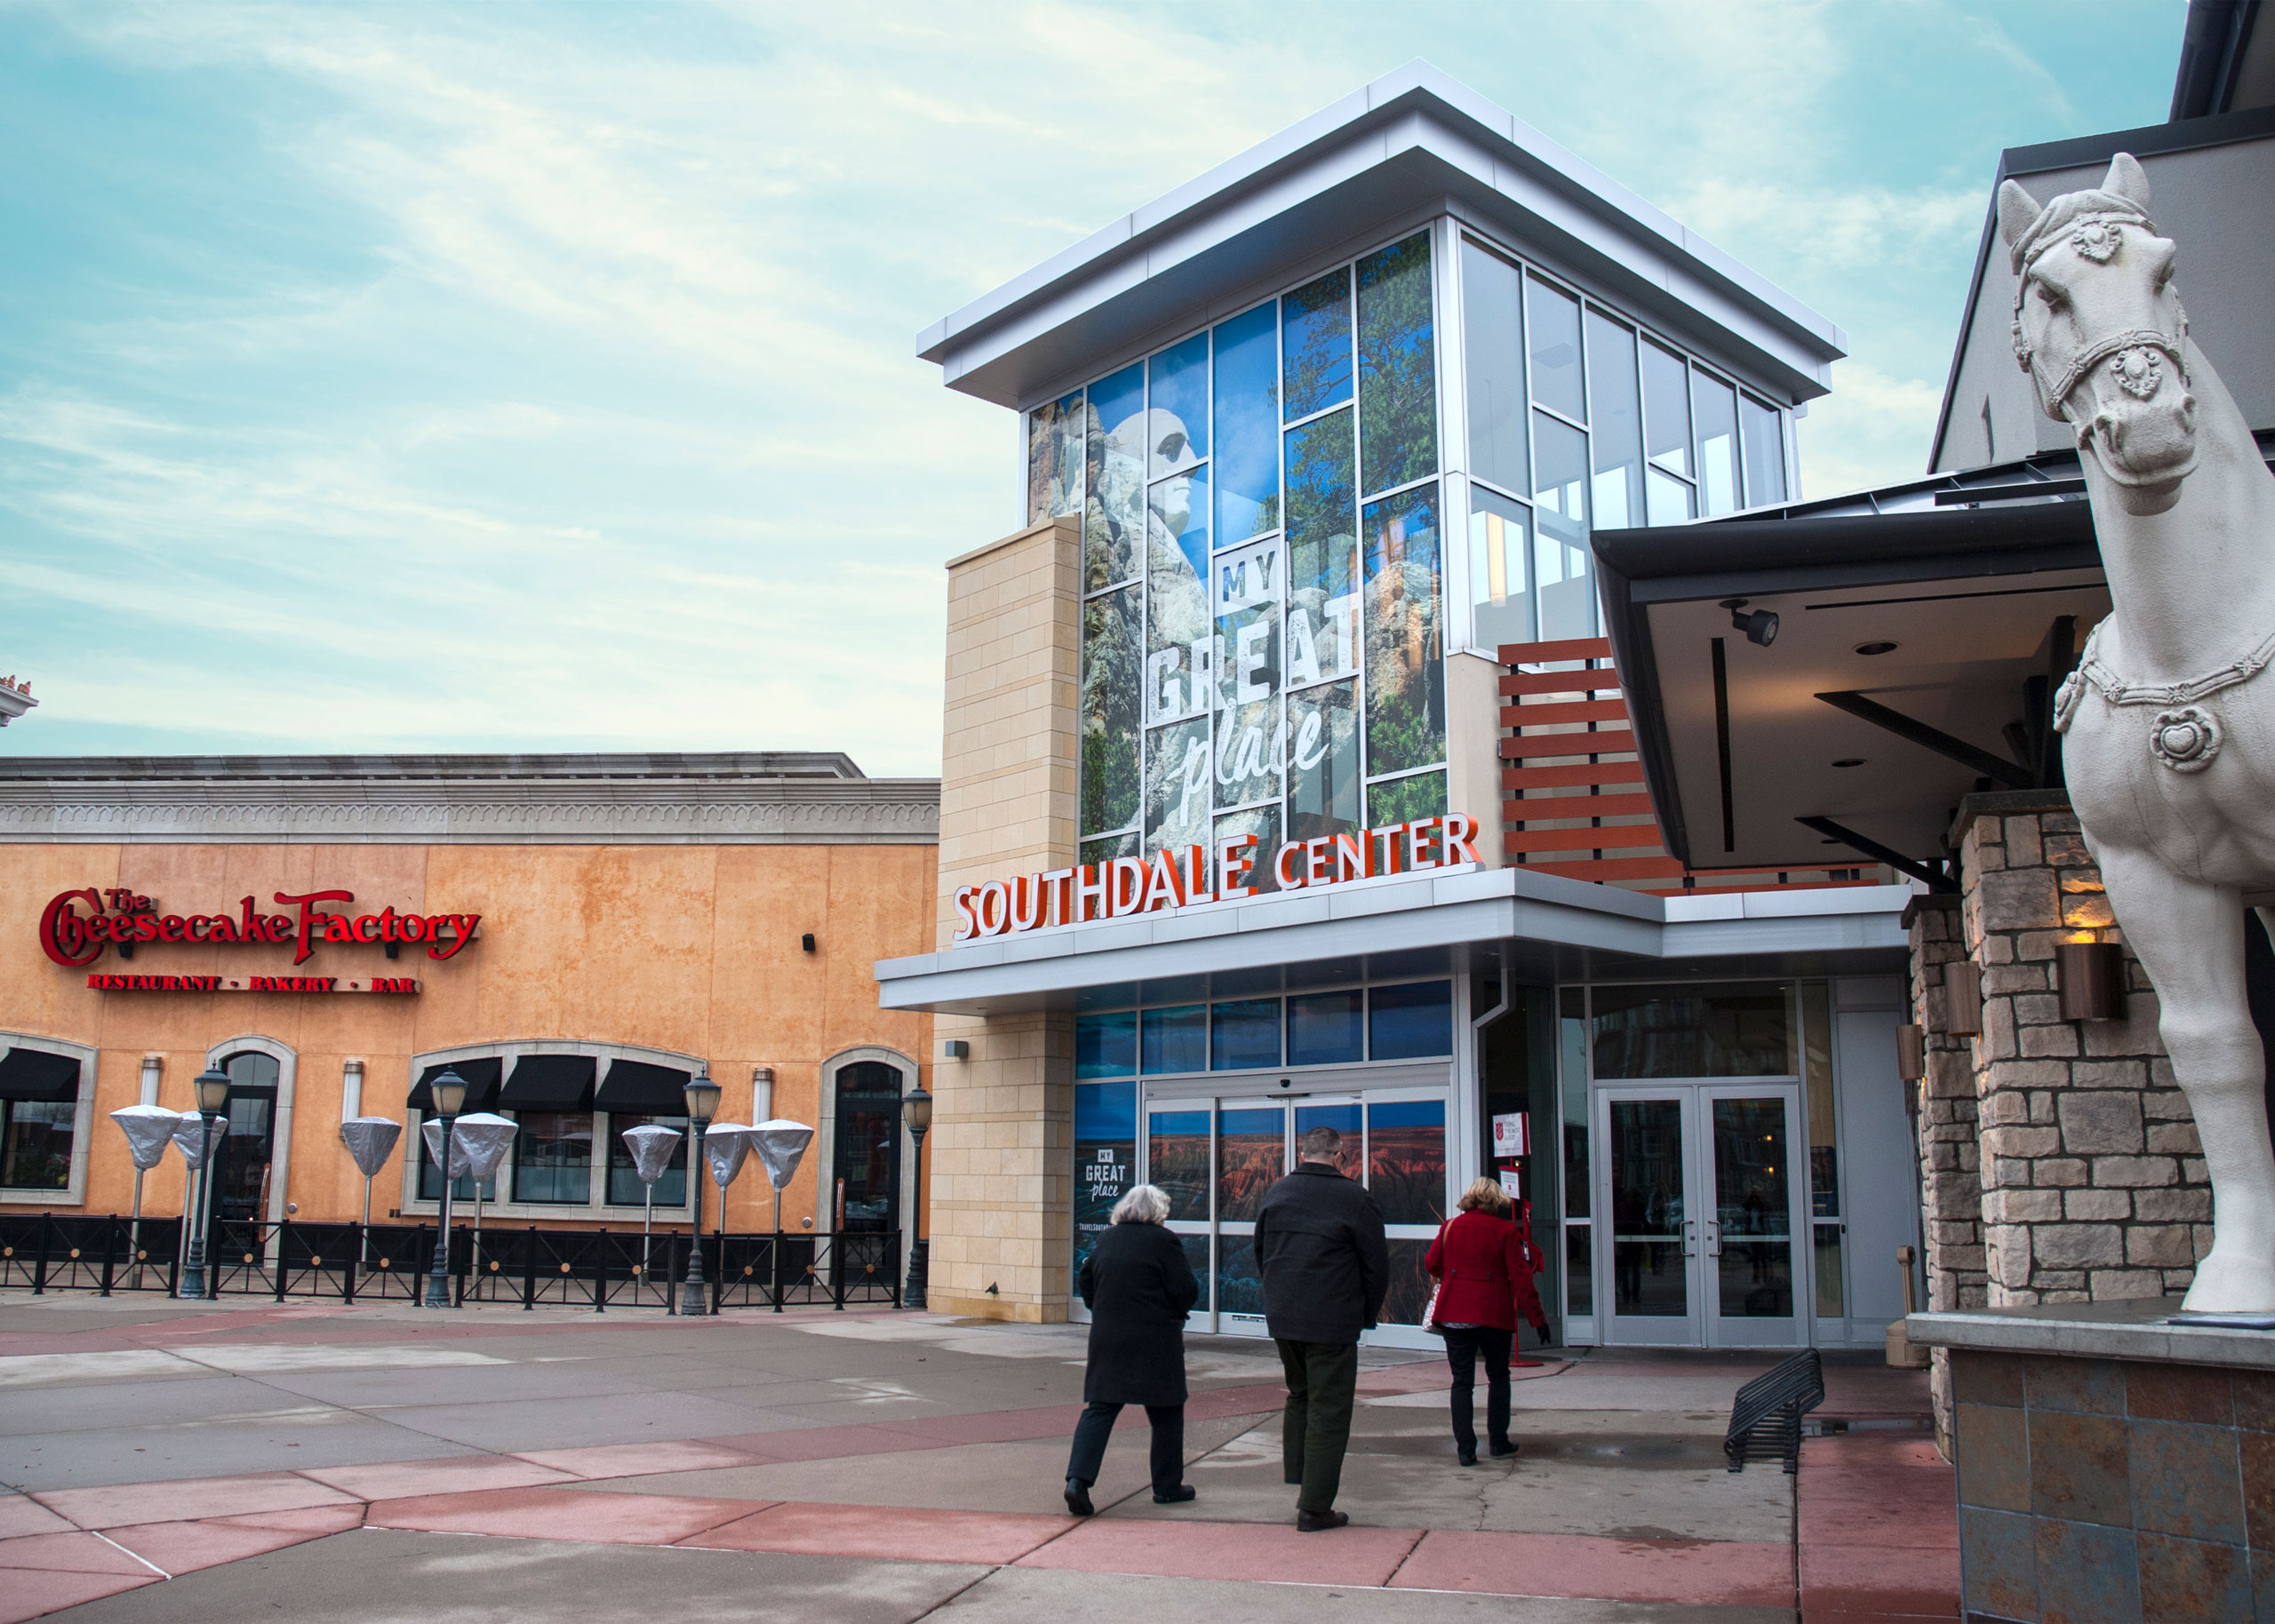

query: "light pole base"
xmin=180 ymin=1265 xmax=206 ymax=1301
xmin=903 ymin=1239 xmax=930 ymax=1310
xmin=679 ymin=1278 xmax=709 ymax=1317
xmin=423 ymin=1275 xmax=455 ymax=1309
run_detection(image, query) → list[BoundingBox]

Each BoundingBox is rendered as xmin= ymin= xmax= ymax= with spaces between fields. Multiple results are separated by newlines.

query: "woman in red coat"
xmin=1425 ymin=1177 xmax=1529 ymax=1466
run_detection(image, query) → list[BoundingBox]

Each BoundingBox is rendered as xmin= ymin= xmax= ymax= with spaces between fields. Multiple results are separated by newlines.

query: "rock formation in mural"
xmin=2013 ymin=153 xmax=2275 ymax=1311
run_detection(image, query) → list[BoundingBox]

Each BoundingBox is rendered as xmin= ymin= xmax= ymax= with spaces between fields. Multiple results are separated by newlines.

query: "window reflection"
xmin=1462 ymin=238 xmax=1528 ymax=496
xmin=1287 ymin=989 xmax=1363 ymax=1065
xmin=1531 ymin=412 xmax=1592 ymax=641
xmin=1356 ymin=233 xmax=1435 ymax=494
xmin=1212 ymin=999 xmax=1281 ymax=1070
xmin=1143 ymin=1007 xmax=1208 ymax=1075
xmin=1525 ymin=276 xmax=1585 ymax=421
xmin=1739 ymin=394 xmax=1786 ymax=506
xmin=1217 ymin=1106 xmax=1284 ymax=1221
xmin=1027 ymin=390 xmax=1083 ymax=525
xmin=1149 ymin=335 xmax=1209 ymax=479
xmin=1148 ymin=1108 xmax=1211 ymax=1219
xmin=1469 ymin=485 xmax=1532 ymax=650
xmin=512 ymin=1112 xmax=593 ymax=1205
xmin=1286 ymin=681 xmax=1359 ymax=845
xmin=1214 ymin=304 xmax=1281 ymax=542
xmin=1693 ymin=371 xmax=1740 ymax=517
xmin=1361 ymin=485 xmax=1444 ymax=777
xmin=1367 ymin=1099 xmax=1446 ymax=1223
xmin=1085 ymin=364 xmax=1145 ymax=592
xmin=1282 ymin=268 xmax=1353 ymax=419
xmin=1641 ymin=340 xmax=1691 ymax=479
xmin=1585 ymin=312 xmax=1642 ymax=532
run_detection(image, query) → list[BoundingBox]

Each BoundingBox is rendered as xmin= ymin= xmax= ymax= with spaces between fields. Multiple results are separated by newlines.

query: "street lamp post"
xmin=680 ymin=1071 xmax=722 ymax=1317
xmin=178 ymin=1067 xmax=231 ymax=1300
xmin=422 ymin=1070 xmax=468 ymax=1310
xmin=902 ymin=1083 xmax=932 ymax=1310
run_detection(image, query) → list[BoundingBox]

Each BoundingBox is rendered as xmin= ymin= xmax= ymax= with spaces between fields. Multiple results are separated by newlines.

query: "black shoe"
xmin=1457 ymin=1448 xmax=1478 ymax=1467
xmin=1489 ymin=1440 xmax=1520 ymax=1458
xmin=1064 ymin=1478 xmax=1095 ymax=1517
xmin=1296 ymin=1509 xmax=1350 ymax=1532
xmin=1153 ymin=1485 xmax=1197 ymax=1504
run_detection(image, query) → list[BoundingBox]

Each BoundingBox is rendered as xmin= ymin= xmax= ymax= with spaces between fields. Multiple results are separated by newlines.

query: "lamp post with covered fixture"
xmin=680 ymin=1070 xmax=722 ymax=1316
xmin=902 ymin=1083 xmax=932 ymax=1310
xmin=178 ymin=1067 xmax=231 ymax=1300
xmin=421 ymin=1070 xmax=468 ymax=1310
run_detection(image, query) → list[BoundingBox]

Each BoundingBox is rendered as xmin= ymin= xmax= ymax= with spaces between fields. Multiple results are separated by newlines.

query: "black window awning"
xmin=499 ymin=1055 xmax=595 ymax=1113
xmin=408 ymin=1056 xmax=502 ymax=1113
xmin=0 ymin=1048 xmax=80 ymax=1103
xmin=595 ymin=1058 xmax=691 ymax=1113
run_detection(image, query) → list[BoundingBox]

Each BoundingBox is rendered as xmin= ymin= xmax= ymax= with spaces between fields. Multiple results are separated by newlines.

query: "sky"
xmin=0 ymin=1 xmax=2183 ymax=776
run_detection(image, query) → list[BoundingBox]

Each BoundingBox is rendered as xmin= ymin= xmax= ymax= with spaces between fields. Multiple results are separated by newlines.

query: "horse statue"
xmin=2006 ymin=153 xmax=2275 ymax=1313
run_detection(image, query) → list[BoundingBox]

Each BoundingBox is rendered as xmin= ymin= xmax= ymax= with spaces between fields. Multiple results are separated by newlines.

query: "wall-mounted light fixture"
xmin=1896 ymin=1023 xmax=1926 ymax=1082
xmin=139 ymin=1054 xmax=164 ymax=1107
xmin=1721 ymin=597 xmax=1779 ymax=648
xmin=801 ymin=933 xmax=817 ymax=953
xmin=2056 ymin=940 xmax=2126 ymax=1022
xmin=342 ymin=1058 xmax=364 ymax=1120
xmin=1940 ymin=963 xmax=1984 ymax=1036
xmin=752 ymin=1065 xmax=775 ymax=1121
xmin=941 ymin=1039 xmax=969 ymax=1060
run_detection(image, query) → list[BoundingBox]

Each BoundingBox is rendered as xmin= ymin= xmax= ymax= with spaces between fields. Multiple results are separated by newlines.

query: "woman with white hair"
xmin=1062 ymin=1182 xmax=1201 ymax=1516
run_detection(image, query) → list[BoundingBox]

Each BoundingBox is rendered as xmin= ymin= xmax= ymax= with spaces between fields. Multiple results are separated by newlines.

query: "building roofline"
xmin=920 ymin=60 xmax=1845 ymax=410
xmin=0 ymin=751 xmax=874 ymax=783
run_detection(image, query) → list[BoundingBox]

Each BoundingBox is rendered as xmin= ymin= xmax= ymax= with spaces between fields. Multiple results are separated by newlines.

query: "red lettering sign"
xmin=44 ymin=887 xmax=481 ymax=970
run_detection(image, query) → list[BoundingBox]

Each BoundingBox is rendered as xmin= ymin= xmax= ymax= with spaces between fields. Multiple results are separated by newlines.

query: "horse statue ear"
xmin=2103 ymin=151 xmax=2151 ymax=211
xmin=1998 ymin=180 xmax=2044 ymax=252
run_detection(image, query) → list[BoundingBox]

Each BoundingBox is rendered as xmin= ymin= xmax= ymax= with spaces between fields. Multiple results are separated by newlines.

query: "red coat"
xmin=1424 ymin=1208 xmax=1526 ymax=1331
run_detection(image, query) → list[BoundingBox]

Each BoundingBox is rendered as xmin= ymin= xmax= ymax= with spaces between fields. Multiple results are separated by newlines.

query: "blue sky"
xmin=0 ymin=1 xmax=2181 ymax=774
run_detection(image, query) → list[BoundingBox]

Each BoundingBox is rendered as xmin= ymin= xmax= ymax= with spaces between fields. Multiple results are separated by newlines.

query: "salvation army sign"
xmin=952 ymin=813 xmax=1481 ymax=942
xmin=41 ymin=886 xmax=481 ymax=969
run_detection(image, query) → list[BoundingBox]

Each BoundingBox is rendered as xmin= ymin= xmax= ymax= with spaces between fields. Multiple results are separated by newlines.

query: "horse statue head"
xmin=2001 ymin=153 xmax=2199 ymax=513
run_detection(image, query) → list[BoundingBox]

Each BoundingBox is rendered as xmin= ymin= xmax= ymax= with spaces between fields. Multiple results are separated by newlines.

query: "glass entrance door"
xmin=1596 ymin=1082 xmax=1804 ymax=1349
xmin=1146 ymin=1098 xmax=1214 ymax=1330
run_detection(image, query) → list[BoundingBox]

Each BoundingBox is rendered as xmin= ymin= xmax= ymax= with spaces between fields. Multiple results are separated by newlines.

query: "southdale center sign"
xmin=953 ymin=814 xmax=1482 ymax=942
xmin=40 ymin=887 xmax=480 ymax=971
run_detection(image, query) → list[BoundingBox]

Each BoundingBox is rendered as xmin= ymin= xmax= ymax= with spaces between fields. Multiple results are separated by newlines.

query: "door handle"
xmin=1705 ymin=1219 xmax=1721 ymax=1258
xmin=1682 ymin=1219 xmax=1697 ymax=1258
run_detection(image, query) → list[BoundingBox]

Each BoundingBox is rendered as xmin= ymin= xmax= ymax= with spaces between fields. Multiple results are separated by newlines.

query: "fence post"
xmin=275 ymin=1221 xmax=291 ymax=1302
xmin=31 ymin=1213 xmax=52 ymax=1295
xmin=666 ymin=1233 xmax=678 ymax=1316
xmin=770 ymin=1231 xmax=784 ymax=1313
xmin=831 ymin=1236 xmax=846 ymax=1312
xmin=595 ymin=1229 xmax=608 ymax=1315
xmin=342 ymin=1224 xmax=359 ymax=1306
xmin=522 ymin=1226 xmax=538 ymax=1312
xmin=166 ymin=1219 xmax=181 ymax=1297
xmin=99 ymin=1214 xmax=118 ymax=1298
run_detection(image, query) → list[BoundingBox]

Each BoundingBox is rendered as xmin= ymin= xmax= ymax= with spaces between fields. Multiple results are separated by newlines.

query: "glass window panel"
xmin=1369 ymin=979 xmax=1452 ymax=1060
xmin=1148 ymin=334 xmax=1209 ymax=480
xmin=1712 ymin=1096 xmax=1793 ymax=1318
xmin=1286 ymin=680 xmax=1359 ymax=845
xmin=1282 ymin=267 xmax=1353 ymax=420
xmin=1461 ymin=238 xmax=1527 ymax=496
xmin=1693 ymin=370 xmax=1740 ymax=517
xmin=1641 ymin=340 xmax=1690 ymax=477
xmin=1074 ymin=1010 xmax=1138 ymax=1079
xmin=1216 ymin=1105 xmax=1284 ymax=1222
xmin=1644 ymin=467 xmax=1695 ymax=527
xmin=1081 ymin=585 xmax=1140 ymax=837
xmin=1531 ymin=412 xmax=1592 ymax=641
xmin=1214 ymin=303 xmax=1279 ymax=543
xmin=1802 ymin=981 xmax=1839 ymax=1216
xmin=1368 ymin=1098 xmax=1446 ymax=1223
xmin=1560 ymin=985 xmax=1589 ymax=1218
xmin=1213 ymin=534 xmax=1281 ymax=707
xmin=1211 ymin=999 xmax=1282 ymax=1071
xmin=1027 ymin=390 xmax=1082 ymax=525
xmin=512 ymin=1111 xmax=593 ymax=1205
xmin=1585 ymin=311 xmax=1642 ymax=532
xmin=1610 ymin=1097 xmax=1688 ymax=1317
xmin=1356 ymin=232 xmax=1436 ymax=495
xmin=1084 ymin=364 xmax=1145 ymax=591
xmin=1564 ymin=1222 xmax=1593 ymax=1315
xmin=1468 ymin=485 xmax=1532 ymax=652
xmin=1815 ymin=1227 xmax=1846 ymax=1317
xmin=1148 ymin=1107 xmax=1211 ymax=1220
xmin=1361 ymin=482 xmax=1444 ymax=776
xmin=1215 ymin=697 xmax=1282 ymax=810
xmin=1296 ymin=1101 xmax=1362 ymax=1179
xmin=1366 ymin=768 xmax=1444 ymax=828
xmin=1287 ymin=989 xmax=1363 ymax=1066
xmin=0 ymin=1101 xmax=74 ymax=1190
xmin=1145 ymin=462 xmax=1210 ymax=728
xmin=1081 ymin=831 xmax=1138 ymax=870
xmin=1213 ymin=804 xmax=1281 ymax=896
xmin=1740 ymin=394 xmax=1786 ymax=506
xmin=605 ymin=1114 xmax=688 ymax=1206
xmin=1591 ymin=982 xmax=1797 ymax=1079
xmin=1142 ymin=1006 xmax=1208 ymax=1076
xmin=1143 ymin=717 xmax=1212 ymax=856
xmin=1525 ymin=275 xmax=1584 ymax=421
xmin=1285 ymin=408 xmax=1359 ymax=687
xmin=1381 ymin=1237 xmax=1435 ymax=1324
xmin=1074 ymin=1080 xmax=1138 ymax=1279
xmin=1217 ymin=1234 xmax=1264 ymax=1314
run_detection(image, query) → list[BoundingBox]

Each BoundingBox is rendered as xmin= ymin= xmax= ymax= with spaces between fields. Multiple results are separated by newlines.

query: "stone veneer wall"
xmin=925 ymin=516 xmax=1082 ymax=1322
xmin=1911 ymin=791 xmax=2211 ymax=1444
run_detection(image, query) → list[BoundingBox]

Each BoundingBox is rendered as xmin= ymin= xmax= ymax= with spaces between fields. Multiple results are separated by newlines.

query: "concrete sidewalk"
xmin=0 ymin=1293 xmax=1953 ymax=1621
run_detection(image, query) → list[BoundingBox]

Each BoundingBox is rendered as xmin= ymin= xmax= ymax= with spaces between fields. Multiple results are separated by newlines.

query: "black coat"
xmin=1078 ymin=1221 xmax=1200 ymax=1406
xmin=1253 ymin=1161 xmax=1390 ymax=1345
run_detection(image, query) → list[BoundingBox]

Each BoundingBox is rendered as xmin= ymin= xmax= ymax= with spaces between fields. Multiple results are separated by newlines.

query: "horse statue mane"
xmin=2006 ymin=154 xmax=2275 ymax=1314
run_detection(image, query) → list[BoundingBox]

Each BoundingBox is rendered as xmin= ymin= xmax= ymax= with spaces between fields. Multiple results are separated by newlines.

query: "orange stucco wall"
xmin=0 ymin=841 xmax=935 ymax=1231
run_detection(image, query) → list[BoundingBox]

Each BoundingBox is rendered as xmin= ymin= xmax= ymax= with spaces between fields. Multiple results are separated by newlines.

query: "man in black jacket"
xmin=1254 ymin=1125 xmax=1388 ymax=1531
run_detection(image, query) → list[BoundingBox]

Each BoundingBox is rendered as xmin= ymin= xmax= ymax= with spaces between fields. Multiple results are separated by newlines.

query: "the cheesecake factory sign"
xmin=952 ymin=813 xmax=1483 ymax=941
xmin=40 ymin=887 xmax=480 ymax=990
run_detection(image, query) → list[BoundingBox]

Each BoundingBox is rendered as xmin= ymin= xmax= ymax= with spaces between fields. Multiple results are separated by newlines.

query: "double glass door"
xmin=1142 ymin=1086 xmax=1447 ymax=1347
xmin=1595 ymin=1082 xmax=1804 ymax=1348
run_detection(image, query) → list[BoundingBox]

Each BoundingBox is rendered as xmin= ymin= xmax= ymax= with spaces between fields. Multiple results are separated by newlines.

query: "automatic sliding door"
xmin=1147 ymin=1100 xmax=1215 ymax=1330
xmin=1214 ymin=1102 xmax=1286 ymax=1333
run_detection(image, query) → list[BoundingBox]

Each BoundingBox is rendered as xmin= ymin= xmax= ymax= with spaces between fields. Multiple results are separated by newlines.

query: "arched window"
xmin=212 ymin=1051 xmax=281 ymax=1223
xmin=833 ymin=1061 xmax=905 ymax=1233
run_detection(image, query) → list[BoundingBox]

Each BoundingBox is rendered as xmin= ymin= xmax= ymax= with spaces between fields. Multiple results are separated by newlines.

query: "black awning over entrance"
xmin=595 ymin=1058 xmax=690 ymax=1113
xmin=499 ymin=1055 xmax=596 ymax=1112
xmin=408 ymin=1056 xmax=502 ymax=1113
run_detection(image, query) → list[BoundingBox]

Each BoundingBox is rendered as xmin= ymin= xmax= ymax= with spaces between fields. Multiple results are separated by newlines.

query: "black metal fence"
xmin=0 ymin=1212 xmax=904 ymax=1313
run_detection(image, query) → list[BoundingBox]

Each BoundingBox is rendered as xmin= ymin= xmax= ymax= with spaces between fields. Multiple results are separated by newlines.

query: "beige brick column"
xmin=926 ymin=516 xmax=1081 ymax=1321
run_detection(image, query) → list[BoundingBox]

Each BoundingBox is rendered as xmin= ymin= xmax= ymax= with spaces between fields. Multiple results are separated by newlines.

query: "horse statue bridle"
xmin=2009 ymin=209 xmax=2191 ymax=426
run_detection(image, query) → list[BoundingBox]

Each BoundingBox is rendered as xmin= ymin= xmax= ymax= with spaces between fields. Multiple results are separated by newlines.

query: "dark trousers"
xmin=1066 ymin=1401 xmax=1185 ymax=1495
xmin=1275 ymin=1338 xmax=1359 ymax=1514
xmin=1441 ymin=1325 xmax=1513 ymax=1453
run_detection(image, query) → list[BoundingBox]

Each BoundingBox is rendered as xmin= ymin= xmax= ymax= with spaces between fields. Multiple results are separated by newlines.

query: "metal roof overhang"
xmin=874 ymin=865 xmax=1908 ymax=1015
xmin=1595 ymin=499 xmax=2108 ymax=876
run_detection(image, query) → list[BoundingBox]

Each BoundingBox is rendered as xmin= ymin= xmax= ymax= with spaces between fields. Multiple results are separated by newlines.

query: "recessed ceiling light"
xmin=1856 ymin=641 xmax=1898 ymax=657
xmin=1832 ymin=758 xmax=1865 ymax=768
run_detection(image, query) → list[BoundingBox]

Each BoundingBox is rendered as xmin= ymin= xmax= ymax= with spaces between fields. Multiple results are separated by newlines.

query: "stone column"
xmin=926 ymin=516 xmax=1081 ymax=1322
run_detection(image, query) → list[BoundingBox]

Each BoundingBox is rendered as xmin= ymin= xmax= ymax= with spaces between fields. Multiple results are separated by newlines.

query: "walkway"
xmin=0 ymin=1294 xmax=1955 ymax=1621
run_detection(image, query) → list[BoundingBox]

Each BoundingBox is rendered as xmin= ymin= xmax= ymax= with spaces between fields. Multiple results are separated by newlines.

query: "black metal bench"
xmin=1723 ymin=1347 xmax=1824 ymax=1473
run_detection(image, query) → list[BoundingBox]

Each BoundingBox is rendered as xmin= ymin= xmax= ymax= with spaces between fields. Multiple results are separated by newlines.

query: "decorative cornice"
xmin=0 ymin=754 xmax=940 ymax=846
